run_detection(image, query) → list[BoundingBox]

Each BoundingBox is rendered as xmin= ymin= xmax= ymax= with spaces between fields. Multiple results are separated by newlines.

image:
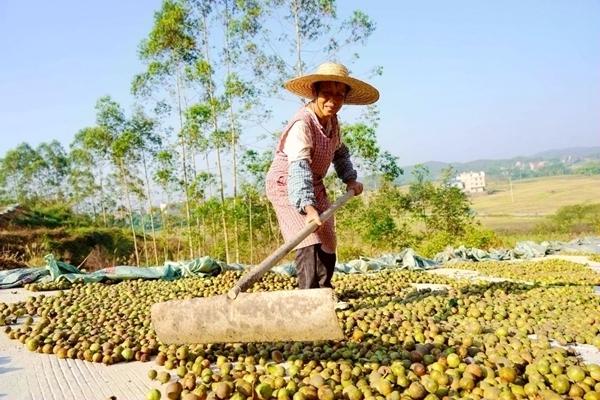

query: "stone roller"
xmin=151 ymin=190 xmax=355 ymax=344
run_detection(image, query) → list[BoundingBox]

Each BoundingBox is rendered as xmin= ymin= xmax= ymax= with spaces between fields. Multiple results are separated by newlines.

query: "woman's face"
xmin=313 ymin=81 xmax=347 ymax=119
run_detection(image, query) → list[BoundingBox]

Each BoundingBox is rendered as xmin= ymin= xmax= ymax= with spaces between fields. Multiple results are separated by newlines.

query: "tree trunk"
xmin=119 ymin=162 xmax=140 ymax=266
xmin=292 ymin=0 xmax=303 ymax=76
xmin=140 ymin=208 xmax=149 ymax=266
xmin=224 ymin=0 xmax=240 ymax=263
xmin=142 ymin=152 xmax=159 ymax=265
xmin=202 ymin=14 xmax=230 ymax=264
xmin=266 ymin=199 xmax=279 ymax=246
xmin=214 ymin=147 xmax=230 ymax=263
xmin=248 ymin=195 xmax=253 ymax=264
xmin=176 ymin=69 xmax=195 ymax=260
xmin=160 ymin=207 xmax=168 ymax=262
xmin=99 ymin=175 xmax=108 ymax=227
xmin=90 ymin=196 xmax=98 ymax=225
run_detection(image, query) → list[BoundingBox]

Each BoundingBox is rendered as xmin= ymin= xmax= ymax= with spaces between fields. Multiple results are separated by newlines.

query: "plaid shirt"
xmin=288 ymin=143 xmax=357 ymax=214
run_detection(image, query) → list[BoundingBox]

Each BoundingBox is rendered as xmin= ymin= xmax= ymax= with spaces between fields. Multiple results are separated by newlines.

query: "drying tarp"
xmin=0 ymin=249 xmax=439 ymax=289
xmin=435 ymin=237 xmax=600 ymax=264
xmin=1 ymin=237 xmax=598 ymax=289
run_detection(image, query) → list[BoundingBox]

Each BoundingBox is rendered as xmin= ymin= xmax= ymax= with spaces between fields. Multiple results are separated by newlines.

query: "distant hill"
xmin=532 ymin=146 xmax=600 ymax=159
xmin=396 ymin=146 xmax=600 ymax=184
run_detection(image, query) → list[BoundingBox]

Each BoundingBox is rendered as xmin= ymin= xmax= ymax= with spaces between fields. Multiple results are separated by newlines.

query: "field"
xmin=471 ymin=175 xmax=600 ymax=216
xmin=469 ymin=175 xmax=600 ymax=235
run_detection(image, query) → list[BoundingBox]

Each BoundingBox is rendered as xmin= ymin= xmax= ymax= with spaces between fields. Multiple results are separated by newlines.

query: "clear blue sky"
xmin=1 ymin=1 xmax=598 ymax=166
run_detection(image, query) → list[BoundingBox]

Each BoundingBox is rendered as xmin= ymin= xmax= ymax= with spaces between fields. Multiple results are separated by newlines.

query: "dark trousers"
xmin=295 ymin=244 xmax=336 ymax=289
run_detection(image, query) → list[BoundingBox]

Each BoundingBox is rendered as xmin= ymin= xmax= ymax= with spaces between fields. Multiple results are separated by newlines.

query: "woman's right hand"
xmin=304 ymin=205 xmax=322 ymax=227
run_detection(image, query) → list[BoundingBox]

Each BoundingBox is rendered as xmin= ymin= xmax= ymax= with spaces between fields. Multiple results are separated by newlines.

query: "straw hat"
xmin=284 ymin=62 xmax=379 ymax=105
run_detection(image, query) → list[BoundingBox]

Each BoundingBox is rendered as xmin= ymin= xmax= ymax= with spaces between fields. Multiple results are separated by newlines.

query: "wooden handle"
xmin=228 ymin=190 xmax=355 ymax=299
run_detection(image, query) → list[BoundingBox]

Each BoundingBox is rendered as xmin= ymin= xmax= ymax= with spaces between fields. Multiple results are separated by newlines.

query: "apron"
xmin=266 ymin=106 xmax=340 ymax=253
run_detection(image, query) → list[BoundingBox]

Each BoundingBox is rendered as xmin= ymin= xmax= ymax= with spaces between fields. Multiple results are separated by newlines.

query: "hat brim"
xmin=284 ymin=74 xmax=379 ymax=105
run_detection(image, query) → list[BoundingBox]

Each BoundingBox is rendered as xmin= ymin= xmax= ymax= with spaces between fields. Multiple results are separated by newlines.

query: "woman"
xmin=266 ymin=62 xmax=380 ymax=289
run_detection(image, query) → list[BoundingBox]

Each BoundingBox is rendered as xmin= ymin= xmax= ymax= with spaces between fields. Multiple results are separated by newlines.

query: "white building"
xmin=455 ymin=171 xmax=486 ymax=193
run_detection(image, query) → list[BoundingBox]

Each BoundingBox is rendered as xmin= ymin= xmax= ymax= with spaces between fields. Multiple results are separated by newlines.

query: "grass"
xmin=468 ymin=175 xmax=600 ymax=235
xmin=470 ymin=175 xmax=600 ymax=215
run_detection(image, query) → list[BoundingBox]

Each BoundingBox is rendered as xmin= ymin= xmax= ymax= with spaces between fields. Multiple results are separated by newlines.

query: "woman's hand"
xmin=346 ymin=180 xmax=364 ymax=196
xmin=304 ymin=205 xmax=322 ymax=227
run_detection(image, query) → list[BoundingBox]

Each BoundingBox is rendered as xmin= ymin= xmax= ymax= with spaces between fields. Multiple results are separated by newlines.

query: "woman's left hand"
xmin=346 ymin=180 xmax=363 ymax=196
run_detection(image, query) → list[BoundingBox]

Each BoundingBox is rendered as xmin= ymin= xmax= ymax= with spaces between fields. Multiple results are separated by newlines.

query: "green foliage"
xmin=0 ymin=141 xmax=70 ymax=203
xmin=461 ymin=225 xmax=501 ymax=249
xmin=140 ymin=0 xmax=197 ymax=61
xmin=417 ymin=226 xmax=499 ymax=258
xmin=537 ymin=203 xmax=600 ymax=234
xmin=342 ymin=123 xmax=379 ymax=169
xmin=241 ymin=149 xmax=272 ymax=189
xmin=12 ymin=202 xmax=89 ymax=228
xmin=416 ymin=231 xmax=455 ymax=258
xmin=407 ymin=166 xmax=473 ymax=237
xmin=576 ymin=161 xmax=600 ymax=176
xmin=342 ymin=122 xmax=402 ymax=185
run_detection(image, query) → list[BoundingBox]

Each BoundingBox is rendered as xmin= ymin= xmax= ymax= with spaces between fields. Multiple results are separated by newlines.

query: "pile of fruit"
xmin=589 ymin=254 xmax=600 ymax=263
xmin=446 ymin=259 xmax=600 ymax=286
xmin=1 ymin=264 xmax=600 ymax=399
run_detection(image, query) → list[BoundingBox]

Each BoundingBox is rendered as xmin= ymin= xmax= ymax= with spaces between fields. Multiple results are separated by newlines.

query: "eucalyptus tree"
xmin=182 ymin=102 xmax=214 ymax=255
xmin=154 ymin=148 xmax=178 ymax=260
xmin=0 ymin=143 xmax=42 ymax=203
xmin=189 ymin=170 xmax=215 ymax=255
xmin=219 ymin=0 xmax=264 ymax=262
xmin=93 ymin=96 xmax=155 ymax=266
xmin=69 ymin=143 xmax=102 ymax=223
xmin=70 ymin=127 xmax=114 ymax=227
xmin=190 ymin=0 xmax=233 ymax=263
xmin=0 ymin=141 xmax=70 ymax=204
xmin=241 ymin=148 xmax=278 ymax=247
xmin=133 ymin=0 xmax=199 ymax=259
xmin=251 ymin=0 xmax=376 ymax=87
xmin=129 ymin=110 xmax=162 ymax=264
xmin=34 ymin=141 xmax=70 ymax=202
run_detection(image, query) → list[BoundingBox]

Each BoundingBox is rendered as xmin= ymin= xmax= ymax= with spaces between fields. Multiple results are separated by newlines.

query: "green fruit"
xmin=299 ymin=386 xmax=318 ymax=400
xmin=147 ymin=389 xmax=161 ymax=400
xmin=278 ymin=389 xmax=291 ymax=400
xmin=256 ymin=383 xmax=273 ymax=400
xmin=177 ymin=365 xmax=187 ymax=378
xmin=158 ymin=371 xmax=171 ymax=384
xmin=498 ymin=367 xmax=516 ymax=383
xmin=214 ymin=382 xmax=233 ymax=400
xmin=121 ymin=348 xmax=134 ymax=361
xmin=342 ymin=385 xmax=362 ymax=400
xmin=236 ymin=379 xmax=253 ymax=397
xmin=148 ymin=369 xmax=158 ymax=380
xmin=567 ymin=366 xmax=586 ymax=383
xmin=406 ymin=382 xmax=426 ymax=399
xmin=552 ymin=375 xmax=570 ymax=395
xmin=446 ymin=353 xmax=460 ymax=368
xmin=26 ymin=338 xmax=39 ymax=352
xmin=584 ymin=392 xmax=600 ymax=400
xmin=317 ymin=386 xmax=334 ymax=400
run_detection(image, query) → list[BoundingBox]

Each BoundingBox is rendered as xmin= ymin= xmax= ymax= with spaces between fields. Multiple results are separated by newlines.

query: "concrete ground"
xmin=0 ymin=254 xmax=599 ymax=399
xmin=0 ymin=288 xmax=166 ymax=400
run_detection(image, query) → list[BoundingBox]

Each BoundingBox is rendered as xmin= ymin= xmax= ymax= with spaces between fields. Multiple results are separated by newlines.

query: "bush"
xmin=537 ymin=203 xmax=600 ymax=235
xmin=417 ymin=231 xmax=455 ymax=258
xmin=416 ymin=225 xmax=500 ymax=259
xmin=461 ymin=225 xmax=501 ymax=250
xmin=13 ymin=202 xmax=91 ymax=228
